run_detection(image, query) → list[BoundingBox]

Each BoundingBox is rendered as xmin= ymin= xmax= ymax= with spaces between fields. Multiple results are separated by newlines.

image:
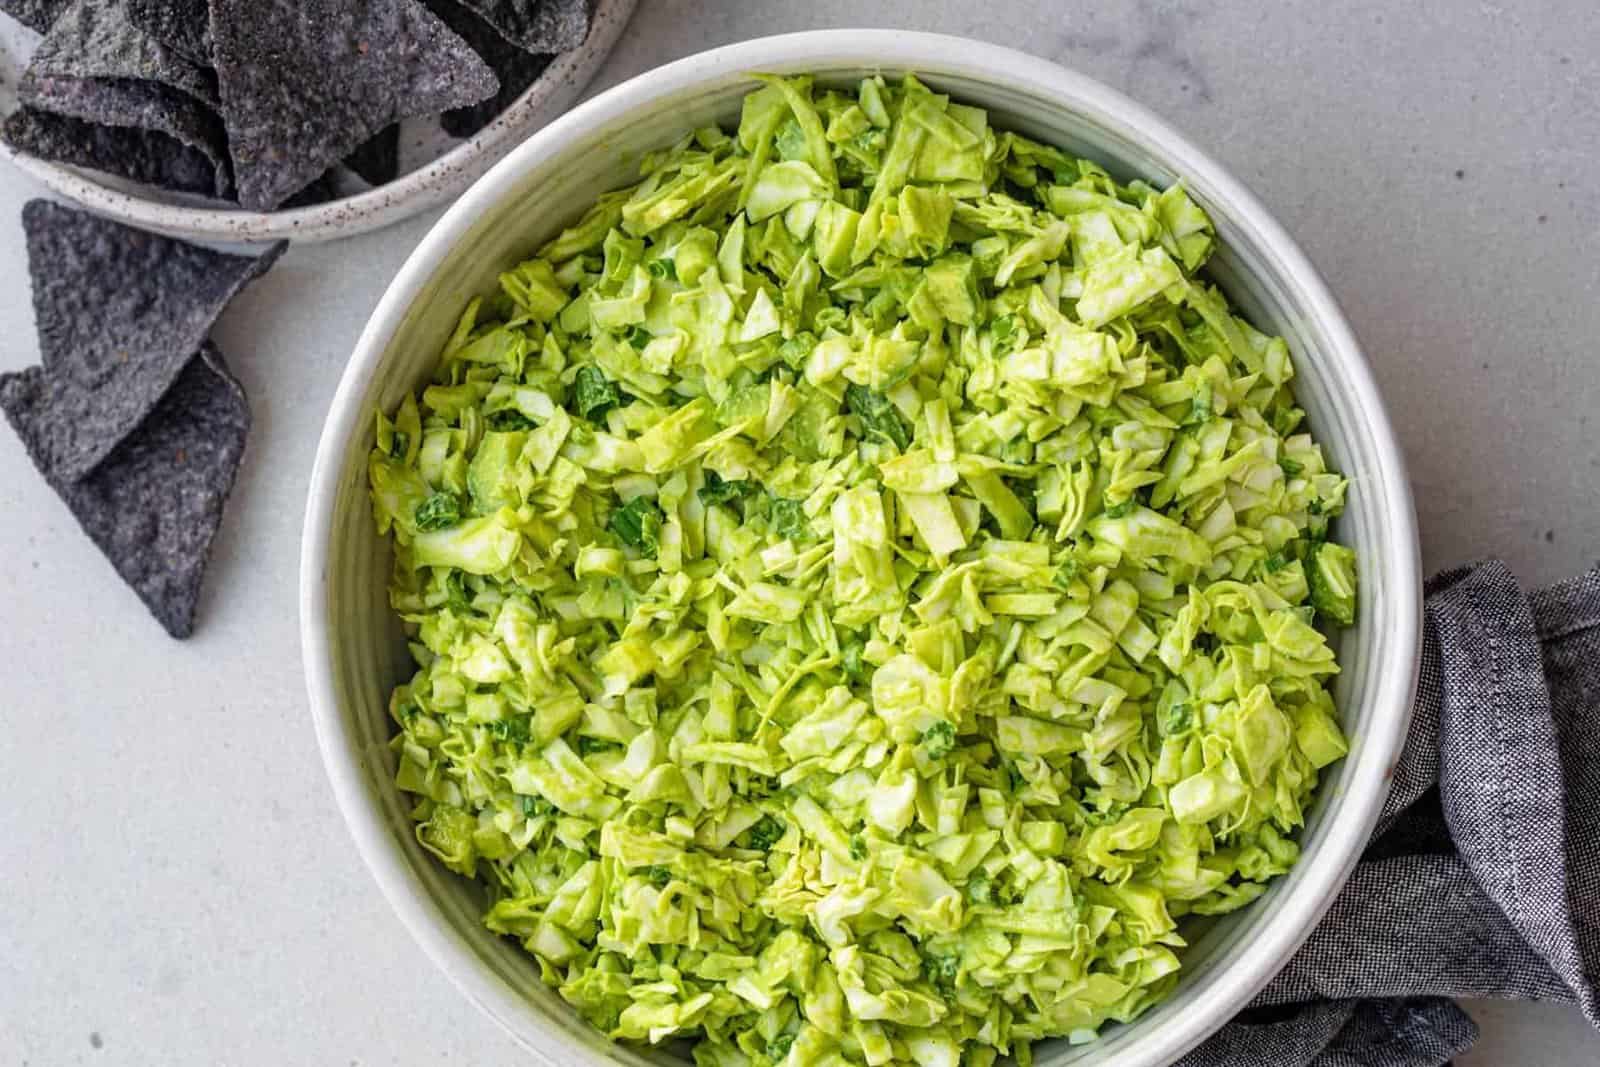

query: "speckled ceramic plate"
xmin=0 ymin=0 xmax=635 ymax=243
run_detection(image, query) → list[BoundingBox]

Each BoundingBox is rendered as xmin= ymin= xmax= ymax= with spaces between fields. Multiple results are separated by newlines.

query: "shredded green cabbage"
xmin=370 ymin=73 xmax=1355 ymax=1066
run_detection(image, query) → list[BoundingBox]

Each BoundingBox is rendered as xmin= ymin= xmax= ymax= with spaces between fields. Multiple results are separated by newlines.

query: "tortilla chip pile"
xmin=0 ymin=201 xmax=283 ymax=637
xmin=0 ymin=0 xmax=587 ymax=210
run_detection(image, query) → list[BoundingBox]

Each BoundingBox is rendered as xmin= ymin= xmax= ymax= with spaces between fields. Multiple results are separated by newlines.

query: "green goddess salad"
xmin=368 ymin=73 xmax=1359 ymax=1066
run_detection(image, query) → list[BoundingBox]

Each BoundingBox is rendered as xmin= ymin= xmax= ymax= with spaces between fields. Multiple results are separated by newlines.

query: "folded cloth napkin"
xmin=1180 ymin=559 xmax=1600 ymax=1066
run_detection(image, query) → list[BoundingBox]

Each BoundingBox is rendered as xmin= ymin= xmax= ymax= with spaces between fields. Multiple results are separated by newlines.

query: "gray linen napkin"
xmin=1179 ymin=560 xmax=1600 ymax=1066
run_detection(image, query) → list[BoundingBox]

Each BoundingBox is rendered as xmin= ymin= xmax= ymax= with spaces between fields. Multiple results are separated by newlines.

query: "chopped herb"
xmin=966 ymin=873 xmax=993 ymax=905
xmin=485 ymin=408 xmax=536 ymax=431
xmin=767 ymin=1033 xmax=796 ymax=1062
xmin=444 ymin=571 xmax=472 ymax=613
xmin=844 ymin=384 xmax=911 ymax=451
xmin=414 ymin=491 xmax=463 ymax=531
xmin=519 ymin=794 xmax=554 ymax=818
xmin=768 ymin=496 xmax=808 ymax=540
xmin=852 ymin=127 xmax=886 ymax=154
xmin=1188 ymin=381 xmax=1214 ymax=424
xmin=840 ymin=635 xmax=868 ymax=681
xmin=625 ymin=324 xmax=651 ymax=350
xmin=1166 ymin=703 xmax=1194 ymax=735
xmin=923 ymin=951 xmax=959 ymax=990
xmin=488 ymin=716 xmax=532 ymax=743
xmin=699 ymin=471 xmax=755 ymax=507
xmin=746 ymin=815 xmax=786 ymax=851
xmin=608 ymin=496 xmax=663 ymax=557
xmin=991 ymin=314 xmax=1017 ymax=354
xmin=572 ymin=365 xmax=622 ymax=422
xmin=921 ymin=720 xmax=957 ymax=759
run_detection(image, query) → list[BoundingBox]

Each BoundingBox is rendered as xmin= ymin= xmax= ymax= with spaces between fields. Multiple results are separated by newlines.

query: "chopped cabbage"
xmin=370 ymin=73 xmax=1356 ymax=1067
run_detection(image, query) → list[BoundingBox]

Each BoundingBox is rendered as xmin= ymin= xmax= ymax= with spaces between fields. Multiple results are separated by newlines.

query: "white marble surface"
xmin=1 ymin=2 xmax=1596 ymax=1064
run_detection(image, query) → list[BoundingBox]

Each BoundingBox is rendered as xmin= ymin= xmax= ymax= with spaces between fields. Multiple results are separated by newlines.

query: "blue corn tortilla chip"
xmin=18 ymin=200 xmax=282 ymax=480
xmin=19 ymin=72 xmax=232 ymax=197
xmin=425 ymin=0 xmax=553 ymax=139
xmin=125 ymin=0 xmax=210 ymax=65
xmin=0 ymin=343 xmax=249 ymax=638
xmin=0 ymin=0 xmax=70 ymax=33
xmin=30 ymin=0 xmax=218 ymax=107
xmin=281 ymin=170 xmax=341 ymax=207
xmin=209 ymin=0 xmax=499 ymax=210
xmin=456 ymin=0 xmax=588 ymax=54
xmin=344 ymin=123 xmax=401 ymax=186
xmin=3 ymin=106 xmax=220 ymax=194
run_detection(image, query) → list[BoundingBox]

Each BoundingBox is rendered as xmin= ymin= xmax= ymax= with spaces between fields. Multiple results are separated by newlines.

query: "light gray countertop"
xmin=2 ymin=1 xmax=1595 ymax=1063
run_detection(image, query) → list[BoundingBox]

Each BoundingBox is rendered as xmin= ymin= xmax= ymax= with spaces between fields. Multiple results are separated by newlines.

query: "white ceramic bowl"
xmin=0 ymin=0 xmax=634 ymax=244
xmin=303 ymin=30 xmax=1422 ymax=1067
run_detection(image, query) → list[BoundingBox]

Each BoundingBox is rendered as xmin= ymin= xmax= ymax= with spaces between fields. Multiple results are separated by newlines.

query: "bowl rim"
xmin=0 ymin=0 xmax=636 ymax=245
xmin=302 ymin=28 xmax=1422 ymax=1067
